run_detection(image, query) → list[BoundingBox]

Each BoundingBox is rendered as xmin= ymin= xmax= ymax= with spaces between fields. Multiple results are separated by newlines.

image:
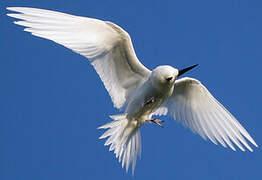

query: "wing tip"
xmin=254 ymin=142 xmax=258 ymax=148
xmin=6 ymin=13 xmax=16 ymax=18
xmin=6 ymin=7 xmax=27 ymax=11
xmin=6 ymin=7 xmax=24 ymax=12
xmin=6 ymin=7 xmax=14 ymax=11
xmin=250 ymin=138 xmax=258 ymax=148
xmin=6 ymin=7 xmax=22 ymax=18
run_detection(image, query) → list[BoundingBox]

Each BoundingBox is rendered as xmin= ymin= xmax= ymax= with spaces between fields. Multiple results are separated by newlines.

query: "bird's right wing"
xmin=7 ymin=7 xmax=151 ymax=109
xmin=157 ymin=77 xmax=258 ymax=151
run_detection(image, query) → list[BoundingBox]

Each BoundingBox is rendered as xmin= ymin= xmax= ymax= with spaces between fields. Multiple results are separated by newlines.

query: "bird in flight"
xmin=7 ymin=7 xmax=258 ymax=174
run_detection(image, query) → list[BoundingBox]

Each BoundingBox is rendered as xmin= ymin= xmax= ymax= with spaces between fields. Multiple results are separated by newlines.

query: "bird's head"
xmin=150 ymin=64 xmax=198 ymax=88
xmin=151 ymin=65 xmax=178 ymax=85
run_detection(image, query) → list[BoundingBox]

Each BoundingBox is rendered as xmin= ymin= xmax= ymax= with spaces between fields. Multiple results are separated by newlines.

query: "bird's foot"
xmin=149 ymin=119 xmax=164 ymax=128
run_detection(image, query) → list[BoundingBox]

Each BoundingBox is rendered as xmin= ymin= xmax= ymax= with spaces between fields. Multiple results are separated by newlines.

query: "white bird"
xmin=7 ymin=7 xmax=258 ymax=174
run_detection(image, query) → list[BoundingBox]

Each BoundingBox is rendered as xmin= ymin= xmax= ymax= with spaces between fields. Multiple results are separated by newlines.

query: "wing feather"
xmin=7 ymin=7 xmax=151 ymax=109
xmin=159 ymin=77 xmax=257 ymax=151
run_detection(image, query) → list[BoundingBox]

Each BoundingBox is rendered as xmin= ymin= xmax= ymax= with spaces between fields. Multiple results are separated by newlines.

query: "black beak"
xmin=178 ymin=64 xmax=198 ymax=77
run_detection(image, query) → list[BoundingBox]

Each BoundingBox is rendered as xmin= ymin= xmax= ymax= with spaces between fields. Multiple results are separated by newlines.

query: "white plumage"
xmin=7 ymin=7 xmax=258 ymax=174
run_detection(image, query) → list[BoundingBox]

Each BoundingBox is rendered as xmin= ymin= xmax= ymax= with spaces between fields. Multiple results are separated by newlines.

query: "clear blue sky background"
xmin=1 ymin=0 xmax=262 ymax=179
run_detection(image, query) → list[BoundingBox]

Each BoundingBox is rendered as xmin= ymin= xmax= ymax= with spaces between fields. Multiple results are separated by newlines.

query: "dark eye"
xmin=166 ymin=77 xmax=173 ymax=81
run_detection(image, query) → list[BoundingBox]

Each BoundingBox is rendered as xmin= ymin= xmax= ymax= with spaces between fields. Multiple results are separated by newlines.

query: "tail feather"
xmin=98 ymin=114 xmax=141 ymax=174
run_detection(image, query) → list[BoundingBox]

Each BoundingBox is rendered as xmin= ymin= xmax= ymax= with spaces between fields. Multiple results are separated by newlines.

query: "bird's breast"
xmin=125 ymin=81 xmax=173 ymax=124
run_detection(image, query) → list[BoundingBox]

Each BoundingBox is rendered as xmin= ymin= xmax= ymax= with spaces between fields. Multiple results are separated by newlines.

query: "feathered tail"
xmin=98 ymin=114 xmax=141 ymax=174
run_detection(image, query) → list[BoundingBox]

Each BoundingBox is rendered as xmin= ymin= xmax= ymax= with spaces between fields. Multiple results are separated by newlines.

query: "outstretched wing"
xmin=7 ymin=7 xmax=151 ymax=109
xmin=157 ymin=77 xmax=257 ymax=151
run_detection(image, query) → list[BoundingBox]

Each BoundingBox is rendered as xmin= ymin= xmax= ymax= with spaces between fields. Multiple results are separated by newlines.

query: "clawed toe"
xmin=150 ymin=119 xmax=164 ymax=128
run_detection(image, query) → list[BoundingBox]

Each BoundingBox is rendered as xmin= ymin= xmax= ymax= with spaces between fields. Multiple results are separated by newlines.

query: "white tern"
xmin=7 ymin=7 xmax=258 ymax=174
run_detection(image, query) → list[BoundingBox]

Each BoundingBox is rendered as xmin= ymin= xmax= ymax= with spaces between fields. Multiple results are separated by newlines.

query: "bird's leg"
xmin=144 ymin=97 xmax=155 ymax=106
xmin=149 ymin=119 xmax=164 ymax=128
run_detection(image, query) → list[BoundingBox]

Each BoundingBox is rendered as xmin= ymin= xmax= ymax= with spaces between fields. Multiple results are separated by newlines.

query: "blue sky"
xmin=1 ymin=0 xmax=262 ymax=179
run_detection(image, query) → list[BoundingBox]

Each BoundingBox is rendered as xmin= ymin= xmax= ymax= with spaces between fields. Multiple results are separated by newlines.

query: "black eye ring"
xmin=166 ymin=77 xmax=173 ymax=81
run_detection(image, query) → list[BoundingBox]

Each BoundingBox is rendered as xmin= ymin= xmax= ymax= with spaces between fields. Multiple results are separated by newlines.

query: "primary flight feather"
xmin=7 ymin=7 xmax=258 ymax=174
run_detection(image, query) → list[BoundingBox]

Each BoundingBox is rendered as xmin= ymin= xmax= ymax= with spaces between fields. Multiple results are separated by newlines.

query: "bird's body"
xmin=7 ymin=7 xmax=258 ymax=175
xmin=126 ymin=66 xmax=176 ymax=124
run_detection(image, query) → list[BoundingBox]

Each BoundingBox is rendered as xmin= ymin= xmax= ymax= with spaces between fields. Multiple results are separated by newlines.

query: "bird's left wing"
xmin=7 ymin=7 xmax=151 ymax=109
xmin=155 ymin=77 xmax=257 ymax=151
